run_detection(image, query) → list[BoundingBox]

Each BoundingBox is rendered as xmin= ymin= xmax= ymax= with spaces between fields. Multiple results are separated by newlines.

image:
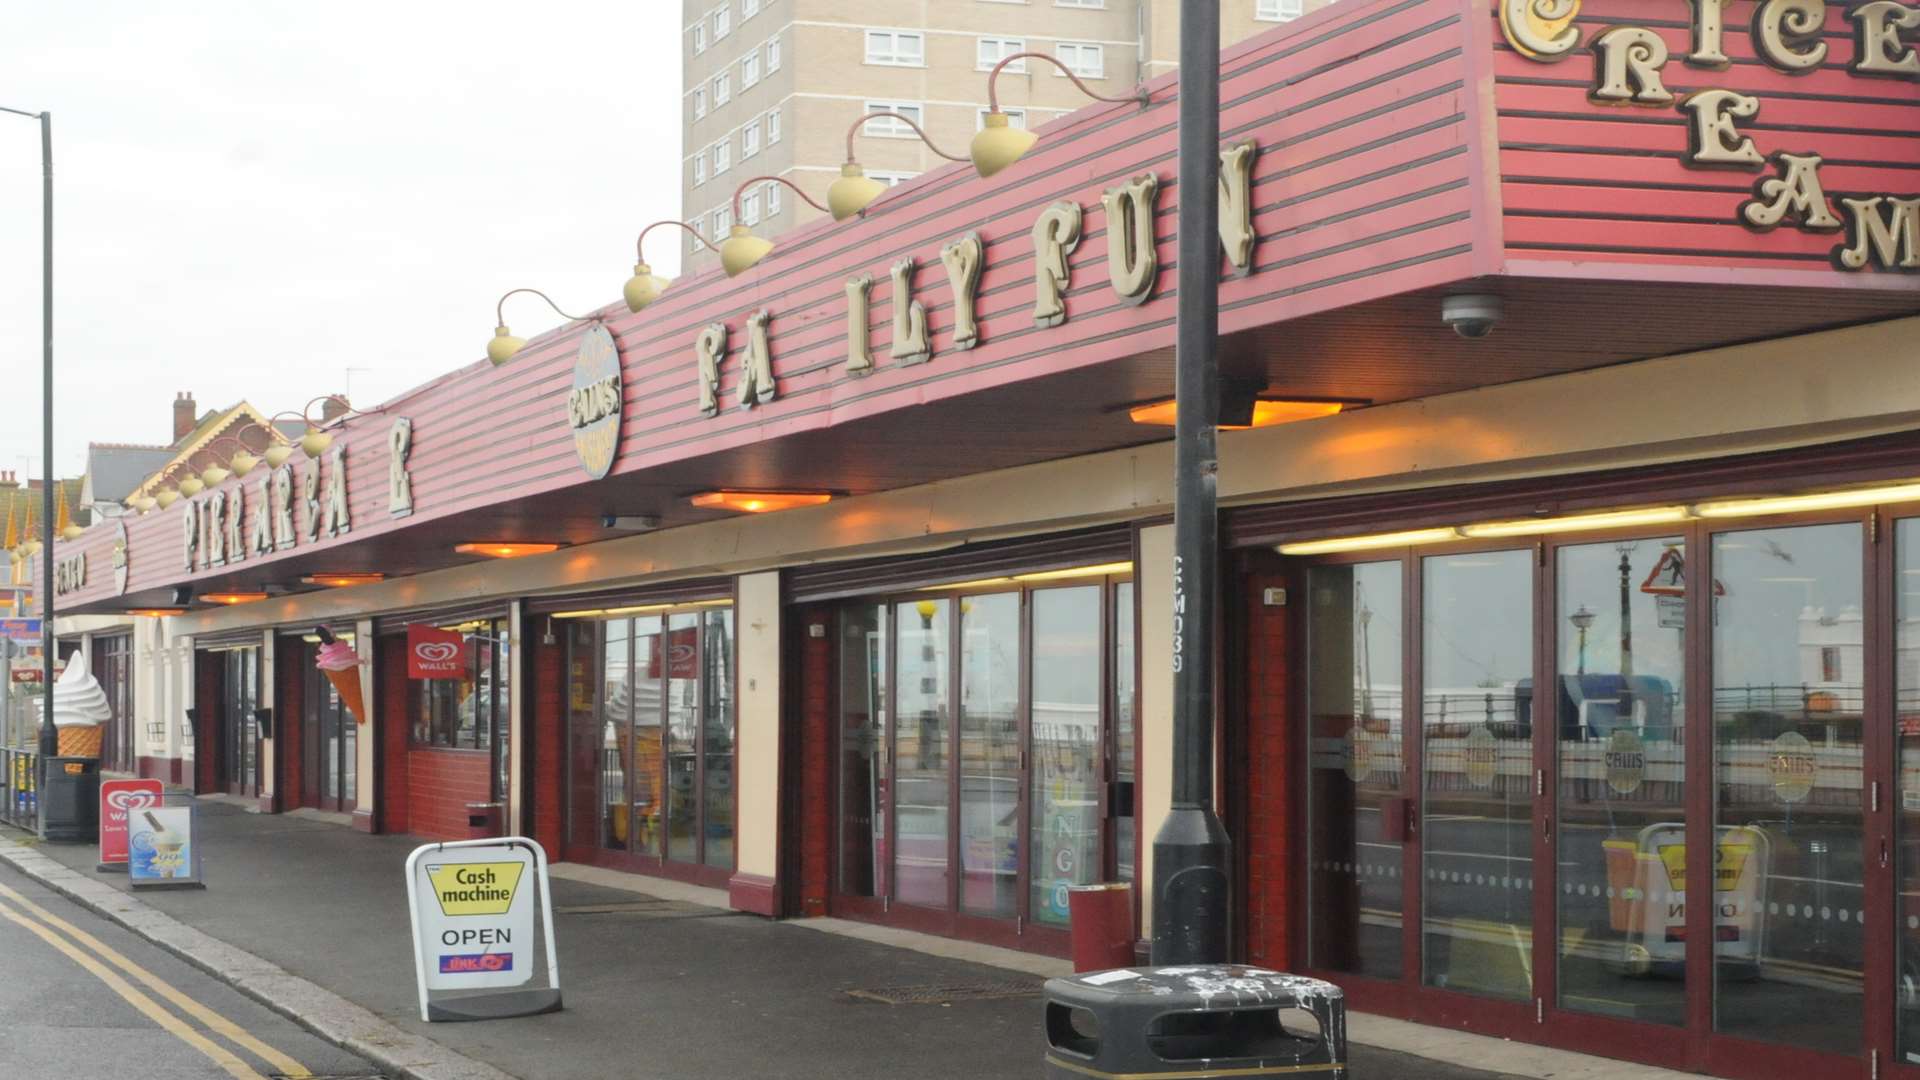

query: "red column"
xmin=1242 ymin=571 xmax=1295 ymax=971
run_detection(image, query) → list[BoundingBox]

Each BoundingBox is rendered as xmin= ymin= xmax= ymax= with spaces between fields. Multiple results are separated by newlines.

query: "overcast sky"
xmin=0 ymin=1 xmax=681 ymax=480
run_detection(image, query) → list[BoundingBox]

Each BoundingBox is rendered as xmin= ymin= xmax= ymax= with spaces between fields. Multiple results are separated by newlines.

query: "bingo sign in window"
xmin=417 ymin=848 xmax=534 ymax=990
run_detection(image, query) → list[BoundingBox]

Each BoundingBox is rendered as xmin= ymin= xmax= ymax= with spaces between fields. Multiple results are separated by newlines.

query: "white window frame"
xmin=1255 ymin=0 xmax=1304 ymax=19
xmin=742 ymin=119 xmax=761 ymax=157
xmin=978 ymin=107 xmax=1028 ymax=131
xmin=743 ymin=51 xmax=760 ymax=88
xmin=694 ymin=151 xmax=707 ymax=184
xmin=713 ymin=136 xmax=731 ymax=174
xmin=766 ymin=36 xmax=781 ymax=72
xmin=977 ymin=36 xmax=1026 ymax=72
xmin=688 ymin=220 xmax=703 ymax=252
xmin=714 ymin=72 xmax=731 ymax=106
xmin=1055 ymin=0 xmax=1105 ymax=7
xmin=861 ymin=101 xmax=925 ymax=139
xmin=693 ymin=87 xmax=707 ymax=120
xmin=713 ymin=206 xmax=733 ymax=237
xmin=766 ymin=181 xmax=782 ymax=216
xmin=713 ymin=5 xmax=730 ymax=39
xmin=766 ymin=108 xmax=782 ymax=143
xmin=866 ymin=170 xmax=920 ymax=188
xmin=864 ymin=29 xmax=925 ymax=67
xmin=693 ymin=21 xmax=706 ymax=54
xmin=1055 ymin=42 xmax=1105 ymax=79
xmin=741 ymin=189 xmax=761 ymax=226
xmin=741 ymin=0 xmax=760 ymax=18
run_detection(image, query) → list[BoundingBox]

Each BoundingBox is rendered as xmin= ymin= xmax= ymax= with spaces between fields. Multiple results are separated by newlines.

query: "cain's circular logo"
xmin=567 ymin=324 xmax=622 ymax=480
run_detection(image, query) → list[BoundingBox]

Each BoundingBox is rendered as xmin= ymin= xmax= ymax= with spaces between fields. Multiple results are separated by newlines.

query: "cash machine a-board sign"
xmin=405 ymin=836 xmax=562 ymax=1022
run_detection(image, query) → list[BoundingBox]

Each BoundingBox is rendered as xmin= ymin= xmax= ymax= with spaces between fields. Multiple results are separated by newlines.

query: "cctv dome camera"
xmin=1441 ymin=294 xmax=1504 ymax=340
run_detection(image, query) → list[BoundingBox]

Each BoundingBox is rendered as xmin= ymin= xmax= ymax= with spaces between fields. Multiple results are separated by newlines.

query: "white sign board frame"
xmin=405 ymin=836 xmax=562 ymax=1022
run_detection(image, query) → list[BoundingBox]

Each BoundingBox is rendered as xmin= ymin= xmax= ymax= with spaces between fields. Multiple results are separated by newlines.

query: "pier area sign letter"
xmin=414 ymin=844 xmax=536 ymax=990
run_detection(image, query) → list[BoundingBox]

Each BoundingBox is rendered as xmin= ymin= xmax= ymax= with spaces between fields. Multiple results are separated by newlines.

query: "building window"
xmin=865 ymin=29 xmax=925 ymax=66
xmin=861 ymin=101 xmax=925 ymax=138
xmin=743 ymin=52 xmax=760 ymax=88
xmin=742 ymin=189 xmax=761 ymax=225
xmin=1823 ymin=645 xmax=1845 ymax=682
xmin=713 ymin=4 xmax=730 ymax=39
xmin=688 ymin=220 xmax=702 ymax=252
xmin=1256 ymin=0 xmax=1305 ymax=19
xmin=713 ymin=136 xmax=731 ymax=174
xmin=564 ymin=606 xmax=736 ymax=870
xmin=766 ymin=108 xmax=782 ymax=143
xmin=714 ymin=72 xmax=731 ymax=106
xmin=411 ymin=619 xmax=510 ymax=763
xmin=1055 ymin=0 xmax=1106 ymax=6
xmin=693 ymin=86 xmax=706 ymax=120
xmin=1055 ymin=42 xmax=1105 ymax=79
xmin=766 ymin=36 xmax=781 ymax=71
xmin=867 ymin=170 xmax=919 ymax=187
xmin=978 ymin=36 xmax=1027 ymax=71
xmin=978 ymin=107 xmax=1028 ymax=130
xmin=741 ymin=0 xmax=760 ymax=18
xmin=766 ymin=181 xmax=781 ymax=216
xmin=693 ymin=21 xmax=706 ymax=54
xmin=693 ymin=152 xmax=707 ymax=184
xmin=742 ymin=119 xmax=760 ymax=157
xmin=714 ymin=206 xmax=733 ymax=236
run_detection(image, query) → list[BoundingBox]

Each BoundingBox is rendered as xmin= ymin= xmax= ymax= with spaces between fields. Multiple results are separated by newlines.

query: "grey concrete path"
xmin=2 ymin=802 xmax=1540 ymax=1079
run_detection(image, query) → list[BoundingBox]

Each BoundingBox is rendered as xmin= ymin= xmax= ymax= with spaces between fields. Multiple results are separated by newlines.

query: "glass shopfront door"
xmin=220 ymin=646 xmax=261 ymax=798
xmin=1293 ymin=510 xmax=1907 ymax=1078
xmin=831 ymin=571 xmax=1135 ymax=948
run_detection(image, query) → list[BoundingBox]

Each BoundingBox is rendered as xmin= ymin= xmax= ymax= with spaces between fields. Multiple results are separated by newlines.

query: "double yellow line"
xmin=0 ymin=881 xmax=312 ymax=1080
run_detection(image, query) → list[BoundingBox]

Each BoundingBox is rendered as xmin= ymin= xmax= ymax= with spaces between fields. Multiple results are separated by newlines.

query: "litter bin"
xmin=466 ymin=802 xmax=504 ymax=839
xmin=40 ymin=756 xmax=100 ymax=844
xmin=1067 ymin=883 xmax=1135 ymax=973
xmin=1044 ymin=965 xmax=1346 ymax=1079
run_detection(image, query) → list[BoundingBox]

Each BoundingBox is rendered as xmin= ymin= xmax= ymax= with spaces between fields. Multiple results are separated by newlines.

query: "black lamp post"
xmin=0 ymin=106 xmax=54 ymax=772
xmin=1150 ymin=0 xmax=1232 ymax=966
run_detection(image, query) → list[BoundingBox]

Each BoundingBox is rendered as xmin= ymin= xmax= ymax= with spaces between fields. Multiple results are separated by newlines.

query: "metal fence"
xmin=0 ymin=746 xmax=38 ymax=831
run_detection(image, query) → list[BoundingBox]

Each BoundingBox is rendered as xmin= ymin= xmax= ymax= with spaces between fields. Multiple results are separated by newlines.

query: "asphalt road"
xmin=0 ymin=858 xmax=382 ymax=1080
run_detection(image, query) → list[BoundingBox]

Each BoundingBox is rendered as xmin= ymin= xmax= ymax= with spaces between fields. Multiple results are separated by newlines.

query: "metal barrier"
xmin=0 ymin=747 xmax=39 ymax=831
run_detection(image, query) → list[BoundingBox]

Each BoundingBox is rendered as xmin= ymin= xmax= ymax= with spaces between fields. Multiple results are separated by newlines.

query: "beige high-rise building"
xmin=679 ymin=0 xmax=1329 ymax=274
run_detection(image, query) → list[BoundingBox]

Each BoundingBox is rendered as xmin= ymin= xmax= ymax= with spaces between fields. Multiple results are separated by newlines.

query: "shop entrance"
xmin=828 ymin=571 xmax=1135 ymax=952
xmin=216 ymin=645 xmax=262 ymax=799
xmin=1272 ymin=505 xmax=1918 ymax=1079
xmin=300 ymin=634 xmax=356 ymax=814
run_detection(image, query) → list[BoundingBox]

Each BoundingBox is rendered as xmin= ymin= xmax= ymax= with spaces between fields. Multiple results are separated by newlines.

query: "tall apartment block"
xmin=679 ymin=0 xmax=1328 ymax=274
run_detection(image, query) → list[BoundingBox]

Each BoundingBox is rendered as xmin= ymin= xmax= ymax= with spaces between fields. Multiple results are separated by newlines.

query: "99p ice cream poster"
xmin=129 ymin=806 xmax=204 ymax=889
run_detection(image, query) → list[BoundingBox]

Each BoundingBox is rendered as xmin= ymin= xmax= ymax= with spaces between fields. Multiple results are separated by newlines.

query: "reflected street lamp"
xmin=1569 ymin=604 xmax=1595 ymax=676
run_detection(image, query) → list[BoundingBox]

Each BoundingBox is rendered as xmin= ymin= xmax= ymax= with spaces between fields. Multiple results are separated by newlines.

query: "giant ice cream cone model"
xmin=313 ymin=627 xmax=368 ymax=725
xmin=52 ymin=659 xmax=113 ymax=757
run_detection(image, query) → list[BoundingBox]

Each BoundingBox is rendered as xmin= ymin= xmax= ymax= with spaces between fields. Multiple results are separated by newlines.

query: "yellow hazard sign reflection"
xmin=425 ymin=862 xmax=525 ymax=917
xmin=1655 ymin=841 xmax=1752 ymax=892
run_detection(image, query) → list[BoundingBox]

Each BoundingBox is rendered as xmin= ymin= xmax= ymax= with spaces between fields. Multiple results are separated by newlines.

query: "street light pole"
xmin=2 ymin=106 xmax=55 ymax=768
xmin=1150 ymin=0 xmax=1232 ymax=966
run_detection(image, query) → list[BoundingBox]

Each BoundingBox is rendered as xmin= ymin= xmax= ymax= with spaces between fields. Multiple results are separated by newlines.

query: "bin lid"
xmin=1050 ymin=965 xmax=1342 ymax=1006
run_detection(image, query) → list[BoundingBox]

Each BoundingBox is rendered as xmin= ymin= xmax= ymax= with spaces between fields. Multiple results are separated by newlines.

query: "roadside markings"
xmin=0 ymin=883 xmax=313 ymax=1079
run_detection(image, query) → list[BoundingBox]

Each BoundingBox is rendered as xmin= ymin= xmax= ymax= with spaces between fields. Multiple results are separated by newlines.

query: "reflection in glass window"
xmin=1308 ymin=561 xmax=1404 ymax=978
xmin=895 ymin=599 xmax=952 ymax=908
xmin=1031 ymin=587 xmax=1102 ymax=926
xmin=1899 ymin=520 xmax=1920 ymax=1063
xmin=1713 ymin=523 xmax=1862 ymax=1054
xmin=1555 ymin=539 xmax=1687 ymax=1025
xmin=1114 ymin=581 xmax=1136 ymax=884
xmin=1422 ymin=549 xmax=1533 ymax=1000
xmin=960 ymin=593 xmax=1020 ymax=918
xmin=838 ymin=604 xmax=889 ymax=897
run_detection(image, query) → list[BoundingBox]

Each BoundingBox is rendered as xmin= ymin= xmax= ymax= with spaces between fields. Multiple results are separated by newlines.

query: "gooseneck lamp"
xmin=829 ymin=111 xmax=967 ymax=221
xmin=626 ymin=221 xmax=718 ymax=313
xmin=720 ymin=176 xmax=831 ymax=277
xmin=489 ymin=288 xmax=594 ymax=366
xmin=972 ymin=52 xmax=1149 ymax=178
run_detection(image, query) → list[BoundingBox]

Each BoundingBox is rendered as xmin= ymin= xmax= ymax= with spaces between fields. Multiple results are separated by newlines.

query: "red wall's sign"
xmin=407 ymin=623 xmax=467 ymax=680
xmin=99 ymin=778 xmax=164 ymax=867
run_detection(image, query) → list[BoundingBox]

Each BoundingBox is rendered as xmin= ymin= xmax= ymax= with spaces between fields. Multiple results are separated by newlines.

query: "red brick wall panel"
xmin=532 ymin=634 xmax=564 ymax=856
xmin=1242 ymin=571 xmax=1294 ymax=972
xmin=194 ymin=652 xmax=220 ymax=794
xmin=798 ymin=605 xmax=832 ymax=916
xmin=405 ymin=749 xmax=491 ymax=841
xmin=277 ymin=642 xmax=305 ymax=810
xmin=379 ymin=635 xmax=410 ymax=833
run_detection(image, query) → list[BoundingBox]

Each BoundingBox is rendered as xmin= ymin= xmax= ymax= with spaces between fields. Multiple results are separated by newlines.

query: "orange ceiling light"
xmin=300 ymin=572 xmax=387 ymax=587
xmin=454 ymin=542 xmax=563 ymax=559
xmin=201 ymin=591 xmax=270 ymax=606
xmin=689 ymin=490 xmax=833 ymax=514
xmin=127 ymin=607 xmax=188 ymax=617
xmin=1128 ymin=398 xmax=1346 ymax=430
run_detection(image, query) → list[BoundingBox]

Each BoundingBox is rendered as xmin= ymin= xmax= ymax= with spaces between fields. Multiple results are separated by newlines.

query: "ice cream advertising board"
xmin=129 ymin=806 xmax=203 ymax=889
xmin=405 ymin=837 xmax=562 ymax=1022
xmin=99 ymin=778 xmax=163 ymax=869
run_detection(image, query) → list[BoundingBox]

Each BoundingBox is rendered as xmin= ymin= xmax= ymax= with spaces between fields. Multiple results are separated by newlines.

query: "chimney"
xmin=0 ymin=470 xmax=15 ymax=488
xmin=173 ymin=392 xmax=197 ymax=441
xmin=321 ymin=395 xmax=349 ymax=422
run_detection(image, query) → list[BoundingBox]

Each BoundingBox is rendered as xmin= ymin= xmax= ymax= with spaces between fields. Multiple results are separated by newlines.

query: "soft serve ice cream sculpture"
xmin=313 ymin=626 xmax=368 ymax=724
xmin=52 ymin=659 xmax=114 ymax=757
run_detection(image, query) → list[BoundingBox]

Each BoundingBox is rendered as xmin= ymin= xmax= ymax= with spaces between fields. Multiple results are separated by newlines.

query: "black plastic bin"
xmin=40 ymin=755 xmax=100 ymax=843
xmin=466 ymin=801 xmax=504 ymax=839
xmin=1043 ymin=965 xmax=1346 ymax=1078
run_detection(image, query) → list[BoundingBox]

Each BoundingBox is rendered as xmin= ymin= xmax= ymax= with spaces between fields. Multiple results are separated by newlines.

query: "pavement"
xmin=0 ymin=798 xmax=1664 ymax=1080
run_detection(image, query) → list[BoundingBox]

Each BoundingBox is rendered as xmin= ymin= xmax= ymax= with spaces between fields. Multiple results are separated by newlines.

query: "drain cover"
xmin=845 ymin=980 xmax=1043 ymax=1005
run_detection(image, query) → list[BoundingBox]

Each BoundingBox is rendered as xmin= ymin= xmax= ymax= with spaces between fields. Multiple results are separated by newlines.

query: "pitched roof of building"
xmin=86 ymin=445 xmax=176 ymax=504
